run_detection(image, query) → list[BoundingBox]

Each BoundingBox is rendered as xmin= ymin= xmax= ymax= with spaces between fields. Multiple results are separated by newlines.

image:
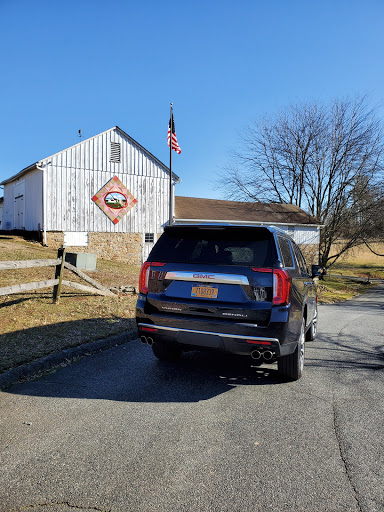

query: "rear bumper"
xmin=137 ymin=321 xmax=295 ymax=357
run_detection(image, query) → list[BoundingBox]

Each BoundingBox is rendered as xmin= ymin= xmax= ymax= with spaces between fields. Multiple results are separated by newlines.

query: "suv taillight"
xmin=273 ymin=269 xmax=291 ymax=305
xmin=139 ymin=262 xmax=165 ymax=294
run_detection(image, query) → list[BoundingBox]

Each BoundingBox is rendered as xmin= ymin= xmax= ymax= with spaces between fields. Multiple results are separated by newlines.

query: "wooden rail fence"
xmin=0 ymin=247 xmax=115 ymax=303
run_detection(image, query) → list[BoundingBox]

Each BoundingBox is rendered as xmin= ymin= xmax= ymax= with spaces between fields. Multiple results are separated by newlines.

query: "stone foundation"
xmin=45 ymin=231 xmax=143 ymax=265
xmin=88 ymin=232 xmax=142 ymax=265
xmin=45 ymin=231 xmax=65 ymax=248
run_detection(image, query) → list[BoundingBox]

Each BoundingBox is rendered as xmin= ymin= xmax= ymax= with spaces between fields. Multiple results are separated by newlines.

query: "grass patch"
xmin=329 ymin=263 xmax=384 ymax=280
xmin=0 ymin=236 xmax=139 ymax=373
xmin=317 ymin=275 xmax=374 ymax=303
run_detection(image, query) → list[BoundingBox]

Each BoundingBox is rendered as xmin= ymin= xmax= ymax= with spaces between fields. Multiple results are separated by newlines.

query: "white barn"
xmin=0 ymin=126 xmax=179 ymax=263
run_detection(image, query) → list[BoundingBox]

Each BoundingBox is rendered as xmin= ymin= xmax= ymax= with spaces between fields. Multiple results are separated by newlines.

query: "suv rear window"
xmin=148 ymin=226 xmax=274 ymax=267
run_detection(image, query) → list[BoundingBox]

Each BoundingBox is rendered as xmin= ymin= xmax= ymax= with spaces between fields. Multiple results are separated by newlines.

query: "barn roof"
xmin=0 ymin=126 xmax=179 ymax=186
xmin=175 ymin=196 xmax=319 ymax=226
xmin=0 ymin=163 xmax=37 ymax=186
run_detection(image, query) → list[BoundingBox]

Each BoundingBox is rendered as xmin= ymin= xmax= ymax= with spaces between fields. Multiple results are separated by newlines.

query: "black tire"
xmin=277 ymin=319 xmax=305 ymax=381
xmin=152 ymin=341 xmax=182 ymax=361
xmin=306 ymin=306 xmax=318 ymax=341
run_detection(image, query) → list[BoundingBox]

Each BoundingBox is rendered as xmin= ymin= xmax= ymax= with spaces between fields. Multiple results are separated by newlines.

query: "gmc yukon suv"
xmin=136 ymin=225 xmax=318 ymax=380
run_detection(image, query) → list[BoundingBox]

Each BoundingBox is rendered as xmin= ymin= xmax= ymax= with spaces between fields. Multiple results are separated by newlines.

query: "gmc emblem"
xmin=193 ymin=273 xmax=215 ymax=279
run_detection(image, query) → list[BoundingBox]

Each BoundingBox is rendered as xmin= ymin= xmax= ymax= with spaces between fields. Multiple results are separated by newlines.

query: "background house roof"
xmin=175 ymin=196 xmax=319 ymax=226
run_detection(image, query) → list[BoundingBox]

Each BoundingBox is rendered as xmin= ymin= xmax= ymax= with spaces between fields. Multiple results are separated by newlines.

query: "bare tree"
xmin=218 ymin=97 xmax=384 ymax=267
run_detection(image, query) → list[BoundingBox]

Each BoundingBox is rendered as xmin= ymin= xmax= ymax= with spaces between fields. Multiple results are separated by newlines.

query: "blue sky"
xmin=1 ymin=0 xmax=384 ymax=199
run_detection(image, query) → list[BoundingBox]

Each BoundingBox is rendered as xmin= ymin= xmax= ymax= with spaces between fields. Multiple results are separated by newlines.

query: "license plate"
xmin=191 ymin=285 xmax=218 ymax=299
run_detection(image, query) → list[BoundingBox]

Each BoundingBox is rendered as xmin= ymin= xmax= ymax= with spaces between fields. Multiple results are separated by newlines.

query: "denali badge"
xmin=162 ymin=306 xmax=183 ymax=312
xmin=222 ymin=312 xmax=247 ymax=318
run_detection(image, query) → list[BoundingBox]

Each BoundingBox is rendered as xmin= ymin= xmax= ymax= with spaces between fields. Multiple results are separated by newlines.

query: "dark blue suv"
xmin=136 ymin=225 xmax=318 ymax=380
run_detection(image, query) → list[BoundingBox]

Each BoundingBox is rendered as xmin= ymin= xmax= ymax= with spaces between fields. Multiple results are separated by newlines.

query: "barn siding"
xmin=1 ymin=184 xmax=14 ymax=230
xmin=1 ymin=169 xmax=43 ymax=231
xmin=276 ymin=225 xmax=320 ymax=245
xmin=45 ymin=169 xmax=171 ymax=234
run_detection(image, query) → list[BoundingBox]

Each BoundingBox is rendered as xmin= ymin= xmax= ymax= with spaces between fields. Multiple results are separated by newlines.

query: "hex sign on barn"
xmin=92 ymin=175 xmax=138 ymax=224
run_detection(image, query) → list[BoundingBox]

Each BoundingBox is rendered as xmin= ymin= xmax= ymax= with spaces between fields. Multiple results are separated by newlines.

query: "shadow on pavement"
xmin=305 ymin=332 xmax=384 ymax=372
xmin=6 ymin=342 xmax=286 ymax=403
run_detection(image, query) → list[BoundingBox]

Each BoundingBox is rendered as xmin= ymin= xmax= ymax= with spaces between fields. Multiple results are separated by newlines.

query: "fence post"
xmin=53 ymin=247 xmax=66 ymax=304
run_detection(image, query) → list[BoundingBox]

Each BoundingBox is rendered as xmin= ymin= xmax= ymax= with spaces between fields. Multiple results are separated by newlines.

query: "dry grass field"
xmin=330 ymin=241 xmax=384 ymax=268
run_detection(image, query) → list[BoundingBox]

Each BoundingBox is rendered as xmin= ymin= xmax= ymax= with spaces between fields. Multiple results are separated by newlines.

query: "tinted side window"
xmin=277 ymin=237 xmax=294 ymax=268
xmin=292 ymin=243 xmax=309 ymax=275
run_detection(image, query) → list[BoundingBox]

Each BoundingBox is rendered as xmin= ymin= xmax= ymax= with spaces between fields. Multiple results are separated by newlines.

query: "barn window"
xmin=110 ymin=142 xmax=121 ymax=163
xmin=145 ymin=233 xmax=154 ymax=243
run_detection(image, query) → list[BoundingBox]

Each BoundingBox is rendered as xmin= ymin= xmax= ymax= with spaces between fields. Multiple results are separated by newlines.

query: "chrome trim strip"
xmin=138 ymin=323 xmax=279 ymax=343
xmin=164 ymin=271 xmax=249 ymax=285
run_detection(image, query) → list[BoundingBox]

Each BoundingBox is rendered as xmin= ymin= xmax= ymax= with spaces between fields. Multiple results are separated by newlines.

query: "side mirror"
xmin=312 ymin=265 xmax=325 ymax=279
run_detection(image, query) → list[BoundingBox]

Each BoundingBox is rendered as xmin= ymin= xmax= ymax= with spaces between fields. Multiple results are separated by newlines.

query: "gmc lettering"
xmin=193 ymin=274 xmax=215 ymax=279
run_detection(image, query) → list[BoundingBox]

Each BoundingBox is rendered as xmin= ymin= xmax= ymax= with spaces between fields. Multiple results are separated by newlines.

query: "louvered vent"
xmin=110 ymin=142 xmax=121 ymax=163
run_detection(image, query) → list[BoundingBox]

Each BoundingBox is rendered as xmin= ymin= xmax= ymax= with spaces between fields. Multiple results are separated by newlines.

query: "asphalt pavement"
xmin=0 ymin=286 xmax=383 ymax=512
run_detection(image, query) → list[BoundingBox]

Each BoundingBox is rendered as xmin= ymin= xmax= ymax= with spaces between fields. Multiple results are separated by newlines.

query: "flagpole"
xmin=169 ymin=103 xmax=173 ymax=226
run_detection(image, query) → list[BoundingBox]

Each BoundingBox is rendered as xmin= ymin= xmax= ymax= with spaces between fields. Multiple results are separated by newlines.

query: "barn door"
xmin=13 ymin=181 xmax=25 ymax=229
xmin=14 ymin=194 xmax=24 ymax=229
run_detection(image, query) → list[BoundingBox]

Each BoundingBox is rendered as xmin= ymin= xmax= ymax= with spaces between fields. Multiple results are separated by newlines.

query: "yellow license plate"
xmin=191 ymin=286 xmax=218 ymax=299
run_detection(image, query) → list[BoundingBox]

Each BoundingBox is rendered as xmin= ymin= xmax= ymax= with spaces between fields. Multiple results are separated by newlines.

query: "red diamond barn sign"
xmin=92 ymin=176 xmax=138 ymax=224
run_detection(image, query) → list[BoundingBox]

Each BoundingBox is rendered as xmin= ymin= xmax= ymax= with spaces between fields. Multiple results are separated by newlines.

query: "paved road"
xmin=1 ymin=286 xmax=383 ymax=512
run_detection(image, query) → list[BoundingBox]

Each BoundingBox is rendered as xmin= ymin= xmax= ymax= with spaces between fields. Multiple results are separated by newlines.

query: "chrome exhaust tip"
xmin=263 ymin=350 xmax=274 ymax=361
xmin=146 ymin=337 xmax=154 ymax=346
xmin=251 ymin=350 xmax=262 ymax=360
xmin=140 ymin=336 xmax=147 ymax=344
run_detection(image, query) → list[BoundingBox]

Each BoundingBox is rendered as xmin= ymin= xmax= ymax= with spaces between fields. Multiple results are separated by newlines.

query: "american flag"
xmin=167 ymin=114 xmax=181 ymax=154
